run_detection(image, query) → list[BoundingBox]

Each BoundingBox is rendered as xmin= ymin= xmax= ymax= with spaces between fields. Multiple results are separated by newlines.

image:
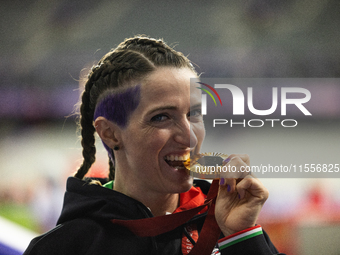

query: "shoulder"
xmin=24 ymin=217 xmax=153 ymax=255
xmin=23 ymin=218 xmax=104 ymax=255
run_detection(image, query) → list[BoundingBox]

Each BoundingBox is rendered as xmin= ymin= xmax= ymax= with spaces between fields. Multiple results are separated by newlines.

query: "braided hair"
xmin=74 ymin=36 xmax=196 ymax=181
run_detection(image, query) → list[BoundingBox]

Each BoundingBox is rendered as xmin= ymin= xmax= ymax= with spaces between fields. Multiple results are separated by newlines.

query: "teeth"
xmin=165 ymin=154 xmax=190 ymax=162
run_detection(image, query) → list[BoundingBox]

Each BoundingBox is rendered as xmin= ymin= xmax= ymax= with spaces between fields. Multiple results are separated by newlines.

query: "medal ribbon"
xmin=110 ymin=179 xmax=221 ymax=255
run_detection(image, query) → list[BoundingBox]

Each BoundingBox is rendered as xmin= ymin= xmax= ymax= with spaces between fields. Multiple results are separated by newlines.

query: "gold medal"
xmin=184 ymin=152 xmax=229 ymax=179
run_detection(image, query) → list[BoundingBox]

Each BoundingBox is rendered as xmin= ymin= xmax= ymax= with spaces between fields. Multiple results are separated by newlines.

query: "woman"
xmin=24 ymin=36 xmax=283 ymax=255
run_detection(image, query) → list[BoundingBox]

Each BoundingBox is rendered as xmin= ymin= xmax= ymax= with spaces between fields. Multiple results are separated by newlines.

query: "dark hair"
xmin=74 ymin=36 xmax=195 ymax=180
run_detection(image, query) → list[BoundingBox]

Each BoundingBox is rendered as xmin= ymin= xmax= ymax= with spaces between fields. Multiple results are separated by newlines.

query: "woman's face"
xmin=117 ymin=67 xmax=205 ymax=194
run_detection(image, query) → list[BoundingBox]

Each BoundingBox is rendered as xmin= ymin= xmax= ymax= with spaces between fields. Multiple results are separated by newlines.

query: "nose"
xmin=174 ymin=118 xmax=198 ymax=149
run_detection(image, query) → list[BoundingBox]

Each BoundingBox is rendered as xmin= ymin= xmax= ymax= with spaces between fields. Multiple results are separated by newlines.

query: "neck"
xmin=113 ymin=172 xmax=179 ymax=217
xmin=142 ymin=193 xmax=179 ymax=216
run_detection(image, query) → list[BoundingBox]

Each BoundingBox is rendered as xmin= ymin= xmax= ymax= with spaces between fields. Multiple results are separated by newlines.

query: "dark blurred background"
xmin=0 ymin=1 xmax=340 ymax=254
xmin=1 ymin=0 xmax=340 ymax=122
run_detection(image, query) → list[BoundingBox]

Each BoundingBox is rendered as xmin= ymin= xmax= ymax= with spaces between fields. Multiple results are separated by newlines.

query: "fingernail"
xmin=219 ymin=178 xmax=225 ymax=185
xmin=223 ymin=158 xmax=231 ymax=164
xmin=227 ymin=185 xmax=231 ymax=192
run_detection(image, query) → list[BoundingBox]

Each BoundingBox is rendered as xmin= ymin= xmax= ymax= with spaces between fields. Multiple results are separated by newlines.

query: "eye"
xmin=151 ymin=114 xmax=169 ymax=122
xmin=188 ymin=109 xmax=202 ymax=118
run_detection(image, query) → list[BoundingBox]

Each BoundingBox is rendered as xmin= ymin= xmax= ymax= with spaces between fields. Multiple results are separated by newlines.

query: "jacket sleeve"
xmin=218 ymin=225 xmax=285 ymax=255
xmin=23 ymin=219 xmax=99 ymax=255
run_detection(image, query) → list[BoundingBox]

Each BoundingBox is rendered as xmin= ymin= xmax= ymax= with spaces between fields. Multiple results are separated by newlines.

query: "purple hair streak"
xmin=93 ymin=85 xmax=141 ymax=160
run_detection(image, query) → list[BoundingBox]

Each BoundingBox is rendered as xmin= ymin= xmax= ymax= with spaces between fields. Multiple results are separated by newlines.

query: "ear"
xmin=94 ymin=117 xmax=121 ymax=149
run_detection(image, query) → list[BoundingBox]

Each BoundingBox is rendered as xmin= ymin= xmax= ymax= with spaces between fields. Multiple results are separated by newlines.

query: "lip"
xmin=162 ymin=159 xmax=190 ymax=173
xmin=162 ymin=151 xmax=190 ymax=170
xmin=163 ymin=151 xmax=190 ymax=160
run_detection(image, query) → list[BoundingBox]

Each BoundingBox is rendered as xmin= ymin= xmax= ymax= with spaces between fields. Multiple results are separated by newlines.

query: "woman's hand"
xmin=214 ymin=154 xmax=269 ymax=237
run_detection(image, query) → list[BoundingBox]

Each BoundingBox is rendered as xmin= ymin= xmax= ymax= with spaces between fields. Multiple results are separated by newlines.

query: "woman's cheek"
xmin=192 ymin=122 xmax=206 ymax=149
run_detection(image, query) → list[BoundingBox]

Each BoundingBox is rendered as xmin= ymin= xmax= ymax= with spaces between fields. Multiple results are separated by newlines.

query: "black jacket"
xmin=24 ymin=177 xmax=283 ymax=255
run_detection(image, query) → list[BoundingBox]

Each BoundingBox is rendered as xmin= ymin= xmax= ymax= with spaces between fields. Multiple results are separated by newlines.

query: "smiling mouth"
xmin=164 ymin=154 xmax=189 ymax=169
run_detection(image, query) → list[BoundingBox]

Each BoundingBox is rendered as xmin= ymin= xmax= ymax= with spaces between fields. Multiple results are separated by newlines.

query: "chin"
xmin=174 ymin=176 xmax=194 ymax=193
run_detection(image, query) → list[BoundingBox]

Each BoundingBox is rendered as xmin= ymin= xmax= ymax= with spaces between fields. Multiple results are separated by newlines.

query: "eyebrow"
xmin=147 ymin=103 xmax=202 ymax=115
xmin=191 ymin=103 xmax=202 ymax=109
xmin=146 ymin=105 xmax=178 ymax=115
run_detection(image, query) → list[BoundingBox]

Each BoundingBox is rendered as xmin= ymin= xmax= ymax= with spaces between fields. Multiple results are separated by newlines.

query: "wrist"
xmin=219 ymin=225 xmax=263 ymax=250
xmin=220 ymin=224 xmax=256 ymax=237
